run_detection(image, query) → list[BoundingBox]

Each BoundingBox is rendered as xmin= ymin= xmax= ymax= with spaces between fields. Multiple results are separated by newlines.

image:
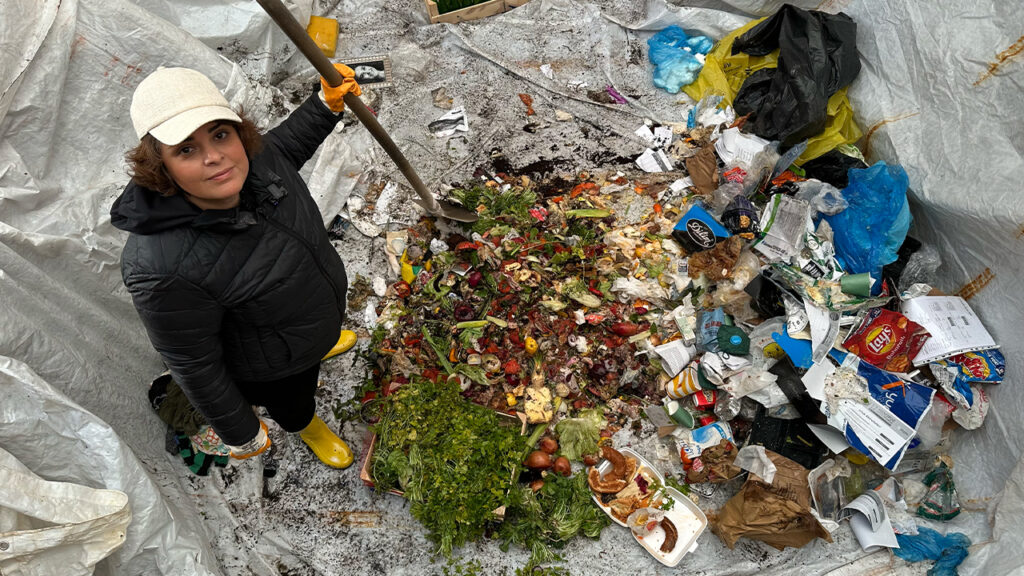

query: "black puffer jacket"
xmin=111 ymin=94 xmax=346 ymax=446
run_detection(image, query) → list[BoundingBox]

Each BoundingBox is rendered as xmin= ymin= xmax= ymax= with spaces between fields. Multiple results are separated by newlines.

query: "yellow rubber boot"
xmin=322 ymin=330 xmax=357 ymax=360
xmin=298 ymin=415 xmax=354 ymax=469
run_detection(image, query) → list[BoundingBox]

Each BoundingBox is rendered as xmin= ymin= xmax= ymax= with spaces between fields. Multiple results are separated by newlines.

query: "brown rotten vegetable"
xmin=525 ymin=450 xmax=552 ymax=470
xmin=553 ymin=456 xmax=571 ymax=477
xmin=608 ymin=322 xmax=646 ymax=337
xmin=539 ymin=437 xmax=559 ymax=454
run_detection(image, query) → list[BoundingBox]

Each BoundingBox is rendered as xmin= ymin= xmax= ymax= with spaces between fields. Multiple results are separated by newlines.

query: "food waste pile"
xmin=342 ymin=7 xmax=1005 ymax=574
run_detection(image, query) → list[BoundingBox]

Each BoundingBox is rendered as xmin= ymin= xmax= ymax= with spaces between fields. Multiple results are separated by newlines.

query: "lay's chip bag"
xmin=935 ymin=349 xmax=1005 ymax=384
xmin=843 ymin=308 xmax=930 ymax=373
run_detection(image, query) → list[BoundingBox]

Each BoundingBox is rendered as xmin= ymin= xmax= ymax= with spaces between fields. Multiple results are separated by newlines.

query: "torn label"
xmin=429 ymin=107 xmax=469 ymax=138
xmin=635 ymin=148 xmax=674 ymax=173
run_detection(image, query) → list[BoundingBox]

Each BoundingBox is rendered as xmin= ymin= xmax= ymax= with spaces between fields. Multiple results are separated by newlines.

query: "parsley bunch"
xmin=371 ymin=377 xmax=526 ymax=556
xmin=498 ymin=473 xmax=610 ymax=570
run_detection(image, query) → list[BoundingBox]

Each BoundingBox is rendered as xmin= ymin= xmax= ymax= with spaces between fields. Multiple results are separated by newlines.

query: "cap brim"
xmin=148 ymin=105 xmax=242 ymax=146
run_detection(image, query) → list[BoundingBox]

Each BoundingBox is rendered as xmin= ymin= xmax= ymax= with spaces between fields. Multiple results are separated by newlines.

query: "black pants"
xmin=238 ymin=363 xmax=320 ymax=433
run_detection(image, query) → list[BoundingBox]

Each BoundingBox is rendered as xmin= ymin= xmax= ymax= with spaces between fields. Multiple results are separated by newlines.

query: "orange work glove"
xmin=320 ymin=63 xmax=362 ymax=113
xmin=226 ymin=420 xmax=272 ymax=460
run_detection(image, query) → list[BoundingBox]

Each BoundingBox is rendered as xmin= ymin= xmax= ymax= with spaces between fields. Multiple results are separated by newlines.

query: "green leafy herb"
xmin=372 ymin=378 xmax=525 ymax=557
xmin=665 ymin=474 xmax=691 ymax=496
xmin=499 ymin=473 xmax=610 ymax=571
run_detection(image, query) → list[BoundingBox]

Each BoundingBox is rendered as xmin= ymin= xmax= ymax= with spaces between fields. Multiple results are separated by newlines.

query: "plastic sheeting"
xmin=1 ymin=0 xmax=1022 ymax=574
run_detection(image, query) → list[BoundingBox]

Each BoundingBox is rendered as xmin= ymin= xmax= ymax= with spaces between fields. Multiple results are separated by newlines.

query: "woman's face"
xmin=160 ymin=121 xmax=249 ymax=210
xmin=354 ymin=65 xmax=379 ymax=80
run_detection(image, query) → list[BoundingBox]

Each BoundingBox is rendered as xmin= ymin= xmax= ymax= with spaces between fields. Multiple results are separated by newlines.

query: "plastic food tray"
xmin=589 ymin=447 xmax=665 ymax=528
xmin=630 ymin=486 xmax=708 ymax=567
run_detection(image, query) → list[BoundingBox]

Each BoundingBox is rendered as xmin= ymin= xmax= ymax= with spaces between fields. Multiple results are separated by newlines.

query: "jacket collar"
xmin=189 ymin=164 xmax=289 ymax=230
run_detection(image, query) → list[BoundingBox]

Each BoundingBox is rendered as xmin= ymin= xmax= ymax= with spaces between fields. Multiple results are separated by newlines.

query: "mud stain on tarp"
xmin=974 ymin=35 xmax=1024 ymax=86
xmin=814 ymin=0 xmax=853 ymax=13
xmin=956 ymin=267 xmax=995 ymax=301
xmin=325 ymin=509 xmax=382 ymax=528
xmin=862 ymin=112 xmax=920 ymax=159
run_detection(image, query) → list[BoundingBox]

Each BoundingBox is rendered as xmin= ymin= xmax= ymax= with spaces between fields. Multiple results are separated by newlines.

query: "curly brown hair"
xmin=125 ymin=109 xmax=262 ymax=197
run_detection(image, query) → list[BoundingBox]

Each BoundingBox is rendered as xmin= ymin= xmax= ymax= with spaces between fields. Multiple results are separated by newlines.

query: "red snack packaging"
xmin=696 ymin=415 xmax=717 ymax=427
xmin=690 ymin=389 xmax=718 ymax=410
xmin=843 ymin=308 xmax=930 ymax=373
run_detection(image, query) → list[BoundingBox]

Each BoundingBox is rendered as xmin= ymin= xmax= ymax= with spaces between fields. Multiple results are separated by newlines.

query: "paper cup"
xmin=666 ymin=400 xmax=696 ymax=428
xmin=666 ymin=365 xmax=701 ymax=399
xmin=840 ymin=272 xmax=874 ymax=297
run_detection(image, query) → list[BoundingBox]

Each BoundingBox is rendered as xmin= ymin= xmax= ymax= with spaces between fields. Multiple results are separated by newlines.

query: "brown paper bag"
xmin=686 ymin=146 xmax=719 ymax=196
xmin=711 ymin=450 xmax=832 ymax=550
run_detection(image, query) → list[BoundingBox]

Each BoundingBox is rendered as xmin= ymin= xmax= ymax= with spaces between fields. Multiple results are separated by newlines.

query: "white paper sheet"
xmin=807 ymin=423 xmax=852 ymax=454
xmin=902 ymin=296 xmax=997 ymax=364
xmin=654 ymin=340 xmax=696 ymax=377
xmin=838 ymin=397 xmax=916 ymax=464
xmin=805 ymin=302 xmax=840 ymax=364
xmin=802 ymin=360 xmax=836 ymax=401
xmin=636 ymin=148 xmax=674 ymax=172
xmin=838 ymin=491 xmax=900 ymax=552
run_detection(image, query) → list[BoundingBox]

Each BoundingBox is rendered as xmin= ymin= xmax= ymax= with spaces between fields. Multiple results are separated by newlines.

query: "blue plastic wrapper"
xmin=825 ymin=162 xmax=911 ymax=291
xmin=699 ymin=307 xmax=726 ymax=353
xmin=769 ymin=330 xmax=935 ymax=470
xmin=648 ymin=26 xmax=713 ymax=93
xmin=894 ymin=527 xmax=970 ymax=576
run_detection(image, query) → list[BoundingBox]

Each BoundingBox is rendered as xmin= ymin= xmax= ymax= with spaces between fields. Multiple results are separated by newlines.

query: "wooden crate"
xmin=424 ymin=0 xmax=529 ymax=24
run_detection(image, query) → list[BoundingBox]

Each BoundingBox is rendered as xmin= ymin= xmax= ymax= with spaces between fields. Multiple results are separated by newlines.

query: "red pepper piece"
xmin=608 ymin=322 xmax=641 ymax=336
xmin=504 ymin=359 xmax=520 ymax=375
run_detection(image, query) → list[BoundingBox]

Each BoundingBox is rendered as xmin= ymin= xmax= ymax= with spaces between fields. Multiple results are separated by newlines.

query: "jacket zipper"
xmin=260 ymin=208 xmax=344 ymax=315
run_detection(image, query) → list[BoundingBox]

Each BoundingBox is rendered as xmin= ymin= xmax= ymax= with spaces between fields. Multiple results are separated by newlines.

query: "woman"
xmin=111 ymin=65 xmax=361 ymax=468
xmin=353 ymin=64 xmax=385 ymax=83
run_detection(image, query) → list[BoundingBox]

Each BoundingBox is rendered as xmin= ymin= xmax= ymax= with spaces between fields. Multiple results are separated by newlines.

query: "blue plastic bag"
xmin=894 ymin=526 xmax=970 ymax=576
xmin=825 ymin=162 xmax=911 ymax=289
xmin=648 ymin=26 xmax=713 ymax=93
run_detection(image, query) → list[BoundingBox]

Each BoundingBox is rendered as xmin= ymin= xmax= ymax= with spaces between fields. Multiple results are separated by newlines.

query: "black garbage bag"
xmin=800 ymin=149 xmax=868 ymax=188
xmin=732 ymin=5 xmax=861 ymax=147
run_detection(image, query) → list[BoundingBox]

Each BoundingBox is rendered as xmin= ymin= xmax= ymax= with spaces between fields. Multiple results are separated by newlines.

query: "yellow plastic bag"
xmin=683 ymin=18 xmax=861 ymax=165
xmin=683 ymin=19 xmax=776 ymax=107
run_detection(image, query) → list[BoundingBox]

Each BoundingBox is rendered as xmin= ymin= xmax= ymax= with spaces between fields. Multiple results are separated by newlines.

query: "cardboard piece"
xmin=711 ymin=450 xmax=833 ymax=550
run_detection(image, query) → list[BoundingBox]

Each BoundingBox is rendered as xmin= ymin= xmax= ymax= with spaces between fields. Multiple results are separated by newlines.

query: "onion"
xmin=539 ymin=437 xmax=559 ymax=454
xmin=553 ymin=456 xmax=571 ymax=477
xmin=525 ymin=450 xmax=552 ymax=470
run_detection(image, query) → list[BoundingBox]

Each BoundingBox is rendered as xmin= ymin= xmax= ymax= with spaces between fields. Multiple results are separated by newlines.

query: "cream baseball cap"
xmin=130 ymin=67 xmax=242 ymax=145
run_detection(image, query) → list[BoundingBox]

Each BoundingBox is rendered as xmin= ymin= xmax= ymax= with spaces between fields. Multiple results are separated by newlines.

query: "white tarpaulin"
xmin=1 ymin=0 xmax=1022 ymax=574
